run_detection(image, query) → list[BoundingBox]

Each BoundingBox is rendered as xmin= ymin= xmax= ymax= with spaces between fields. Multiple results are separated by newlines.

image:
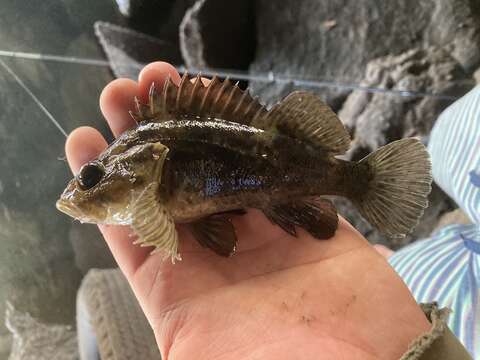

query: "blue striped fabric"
xmin=389 ymin=86 xmax=480 ymax=359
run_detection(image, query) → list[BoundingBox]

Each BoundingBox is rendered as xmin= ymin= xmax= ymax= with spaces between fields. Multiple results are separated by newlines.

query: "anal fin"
xmin=188 ymin=215 xmax=237 ymax=257
xmin=264 ymin=198 xmax=339 ymax=239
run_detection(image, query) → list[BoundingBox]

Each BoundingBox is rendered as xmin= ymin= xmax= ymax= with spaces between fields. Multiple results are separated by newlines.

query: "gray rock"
xmin=249 ymin=0 xmax=480 ymax=107
xmin=339 ymin=47 xmax=473 ymax=156
xmin=114 ymin=0 xmax=131 ymax=17
xmin=99 ymin=0 xmax=199 ymax=78
xmin=335 ymin=47 xmax=472 ymax=247
xmin=0 ymin=0 xmax=123 ymax=341
xmin=114 ymin=0 xmax=194 ymax=42
xmin=95 ymin=21 xmax=182 ymax=80
xmin=6 ymin=304 xmax=78 ymax=360
xmin=69 ymin=223 xmax=116 ymax=275
xmin=179 ymin=0 xmax=255 ymax=70
xmin=249 ymin=0 xmax=479 ymax=248
xmin=433 ymin=208 xmax=472 ymax=233
xmin=474 ymin=67 xmax=480 ymax=83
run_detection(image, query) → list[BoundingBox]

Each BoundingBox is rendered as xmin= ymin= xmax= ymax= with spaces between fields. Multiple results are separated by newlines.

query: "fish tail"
xmin=352 ymin=138 xmax=432 ymax=237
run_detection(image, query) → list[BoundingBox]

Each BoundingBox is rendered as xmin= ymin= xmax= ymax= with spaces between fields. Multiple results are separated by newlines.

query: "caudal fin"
xmin=353 ymin=138 xmax=432 ymax=237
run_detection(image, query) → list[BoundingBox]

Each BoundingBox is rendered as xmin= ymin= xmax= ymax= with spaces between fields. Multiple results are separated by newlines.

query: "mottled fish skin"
xmin=57 ymin=74 xmax=432 ymax=260
xmin=103 ymin=119 xmax=362 ymax=222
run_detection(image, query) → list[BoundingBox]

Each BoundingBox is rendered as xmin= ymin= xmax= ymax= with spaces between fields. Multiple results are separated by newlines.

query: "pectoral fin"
xmin=189 ymin=215 xmax=237 ymax=257
xmin=131 ymin=183 xmax=181 ymax=262
xmin=264 ymin=198 xmax=339 ymax=239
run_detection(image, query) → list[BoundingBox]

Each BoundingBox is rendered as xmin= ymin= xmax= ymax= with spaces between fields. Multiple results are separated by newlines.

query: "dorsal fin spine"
xmin=176 ymin=73 xmax=189 ymax=113
xmin=232 ymin=87 xmax=249 ymax=117
xmin=219 ymin=81 xmax=238 ymax=118
xmin=251 ymin=106 xmax=265 ymax=124
xmin=162 ymin=75 xmax=172 ymax=112
xmin=188 ymin=74 xmax=203 ymax=110
xmin=199 ymin=75 xmax=217 ymax=115
xmin=134 ymin=96 xmax=141 ymax=115
xmin=129 ymin=110 xmax=140 ymax=123
xmin=149 ymin=73 xmax=267 ymax=128
xmin=242 ymin=92 xmax=256 ymax=117
xmin=212 ymin=78 xmax=230 ymax=118
xmin=148 ymin=83 xmax=156 ymax=115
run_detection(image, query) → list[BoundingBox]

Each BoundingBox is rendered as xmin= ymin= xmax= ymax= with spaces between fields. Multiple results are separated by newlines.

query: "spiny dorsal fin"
xmin=254 ymin=91 xmax=351 ymax=154
xmin=131 ymin=76 xmax=350 ymax=154
xmin=131 ymin=72 xmax=267 ymax=126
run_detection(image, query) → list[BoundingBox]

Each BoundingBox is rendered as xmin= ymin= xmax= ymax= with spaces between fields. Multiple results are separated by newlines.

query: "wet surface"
xmin=0 ymin=0 xmax=120 ymax=355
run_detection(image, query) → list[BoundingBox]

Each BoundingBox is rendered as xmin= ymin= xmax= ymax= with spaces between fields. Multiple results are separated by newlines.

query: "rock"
xmin=433 ymin=208 xmax=472 ymax=233
xmin=78 ymin=269 xmax=160 ymax=360
xmin=250 ymin=21 xmax=473 ymax=247
xmin=249 ymin=0 xmax=480 ymax=108
xmin=69 ymin=223 xmax=116 ymax=275
xmin=0 ymin=0 xmax=123 ymax=341
xmin=425 ymin=0 xmax=480 ymax=72
xmin=6 ymin=303 xmax=78 ymax=360
xmin=0 ymin=334 xmax=12 ymax=360
xmin=474 ymin=67 xmax=480 ymax=83
xmin=115 ymin=0 xmax=195 ymax=42
xmin=114 ymin=0 xmax=131 ymax=17
xmin=95 ymin=0 xmax=203 ymax=79
xmin=339 ymin=47 xmax=472 ymax=156
xmin=98 ymin=0 xmax=199 ymax=78
xmin=179 ymin=0 xmax=255 ymax=70
xmin=95 ymin=21 xmax=182 ymax=79
xmin=334 ymin=47 xmax=471 ymax=247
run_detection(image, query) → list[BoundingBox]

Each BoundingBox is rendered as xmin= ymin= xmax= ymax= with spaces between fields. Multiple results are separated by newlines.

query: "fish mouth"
xmin=56 ymin=198 xmax=81 ymax=218
xmin=56 ymin=198 xmax=107 ymax=224
xmin=56 ymin=198 xmax=94 ymax=223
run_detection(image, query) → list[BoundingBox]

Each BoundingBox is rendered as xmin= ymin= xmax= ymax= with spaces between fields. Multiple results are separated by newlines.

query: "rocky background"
xmin=0 ymin=0 xmax=478 ymax=358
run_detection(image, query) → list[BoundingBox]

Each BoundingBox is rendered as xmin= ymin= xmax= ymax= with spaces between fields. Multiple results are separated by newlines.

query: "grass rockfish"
xmin=56 ymin=74 xmax=432 ymax=261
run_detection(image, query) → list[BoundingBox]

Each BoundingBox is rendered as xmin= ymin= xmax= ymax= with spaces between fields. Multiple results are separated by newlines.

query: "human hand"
xmin=65 ymin=62 xmax=431 ymax=360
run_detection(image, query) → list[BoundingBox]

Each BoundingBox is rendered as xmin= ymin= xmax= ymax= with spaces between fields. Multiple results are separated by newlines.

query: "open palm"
xmin=65 ymin=62 xmax=430 ymax=360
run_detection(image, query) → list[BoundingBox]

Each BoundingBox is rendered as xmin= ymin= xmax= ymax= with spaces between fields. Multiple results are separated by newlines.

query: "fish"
xmin=56 ymin=73 xmax=432 ymax=262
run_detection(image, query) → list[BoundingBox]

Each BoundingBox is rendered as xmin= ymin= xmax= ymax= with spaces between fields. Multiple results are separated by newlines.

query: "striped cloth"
xmin=389 ymin=86 xmax=480 ymax=359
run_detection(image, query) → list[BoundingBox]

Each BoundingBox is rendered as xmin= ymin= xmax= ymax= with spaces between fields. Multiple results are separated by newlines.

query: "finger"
xmin=99 ymin=78 xmax=139 ymax=137
xmin=138 ymin=61 xmax=181 ymax=102
xmin=98 ymin=225 xmax=151 ymax=279
xmin=65 ymin=126 xmax=107 ymax=173
xmin=373 ymin=244 xmax=394 ymax=258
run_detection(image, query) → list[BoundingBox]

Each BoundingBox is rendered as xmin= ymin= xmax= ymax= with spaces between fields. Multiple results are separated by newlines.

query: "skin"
xmin=66 ymin=61 xmax=431 ymax=359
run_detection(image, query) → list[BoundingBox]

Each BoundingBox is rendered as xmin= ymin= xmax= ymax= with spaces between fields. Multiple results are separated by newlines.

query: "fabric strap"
xmin=401 ymin=302 xmax=473 ymax=360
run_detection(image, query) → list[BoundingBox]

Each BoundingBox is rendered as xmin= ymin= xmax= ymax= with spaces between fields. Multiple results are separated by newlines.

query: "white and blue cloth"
xmin=389 ymin=86 xmax=480 ymax=358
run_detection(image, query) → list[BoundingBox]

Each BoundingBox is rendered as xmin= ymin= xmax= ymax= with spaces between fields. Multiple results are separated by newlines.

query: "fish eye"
xmin=77 ymin=163 xmax=105 ymax=190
